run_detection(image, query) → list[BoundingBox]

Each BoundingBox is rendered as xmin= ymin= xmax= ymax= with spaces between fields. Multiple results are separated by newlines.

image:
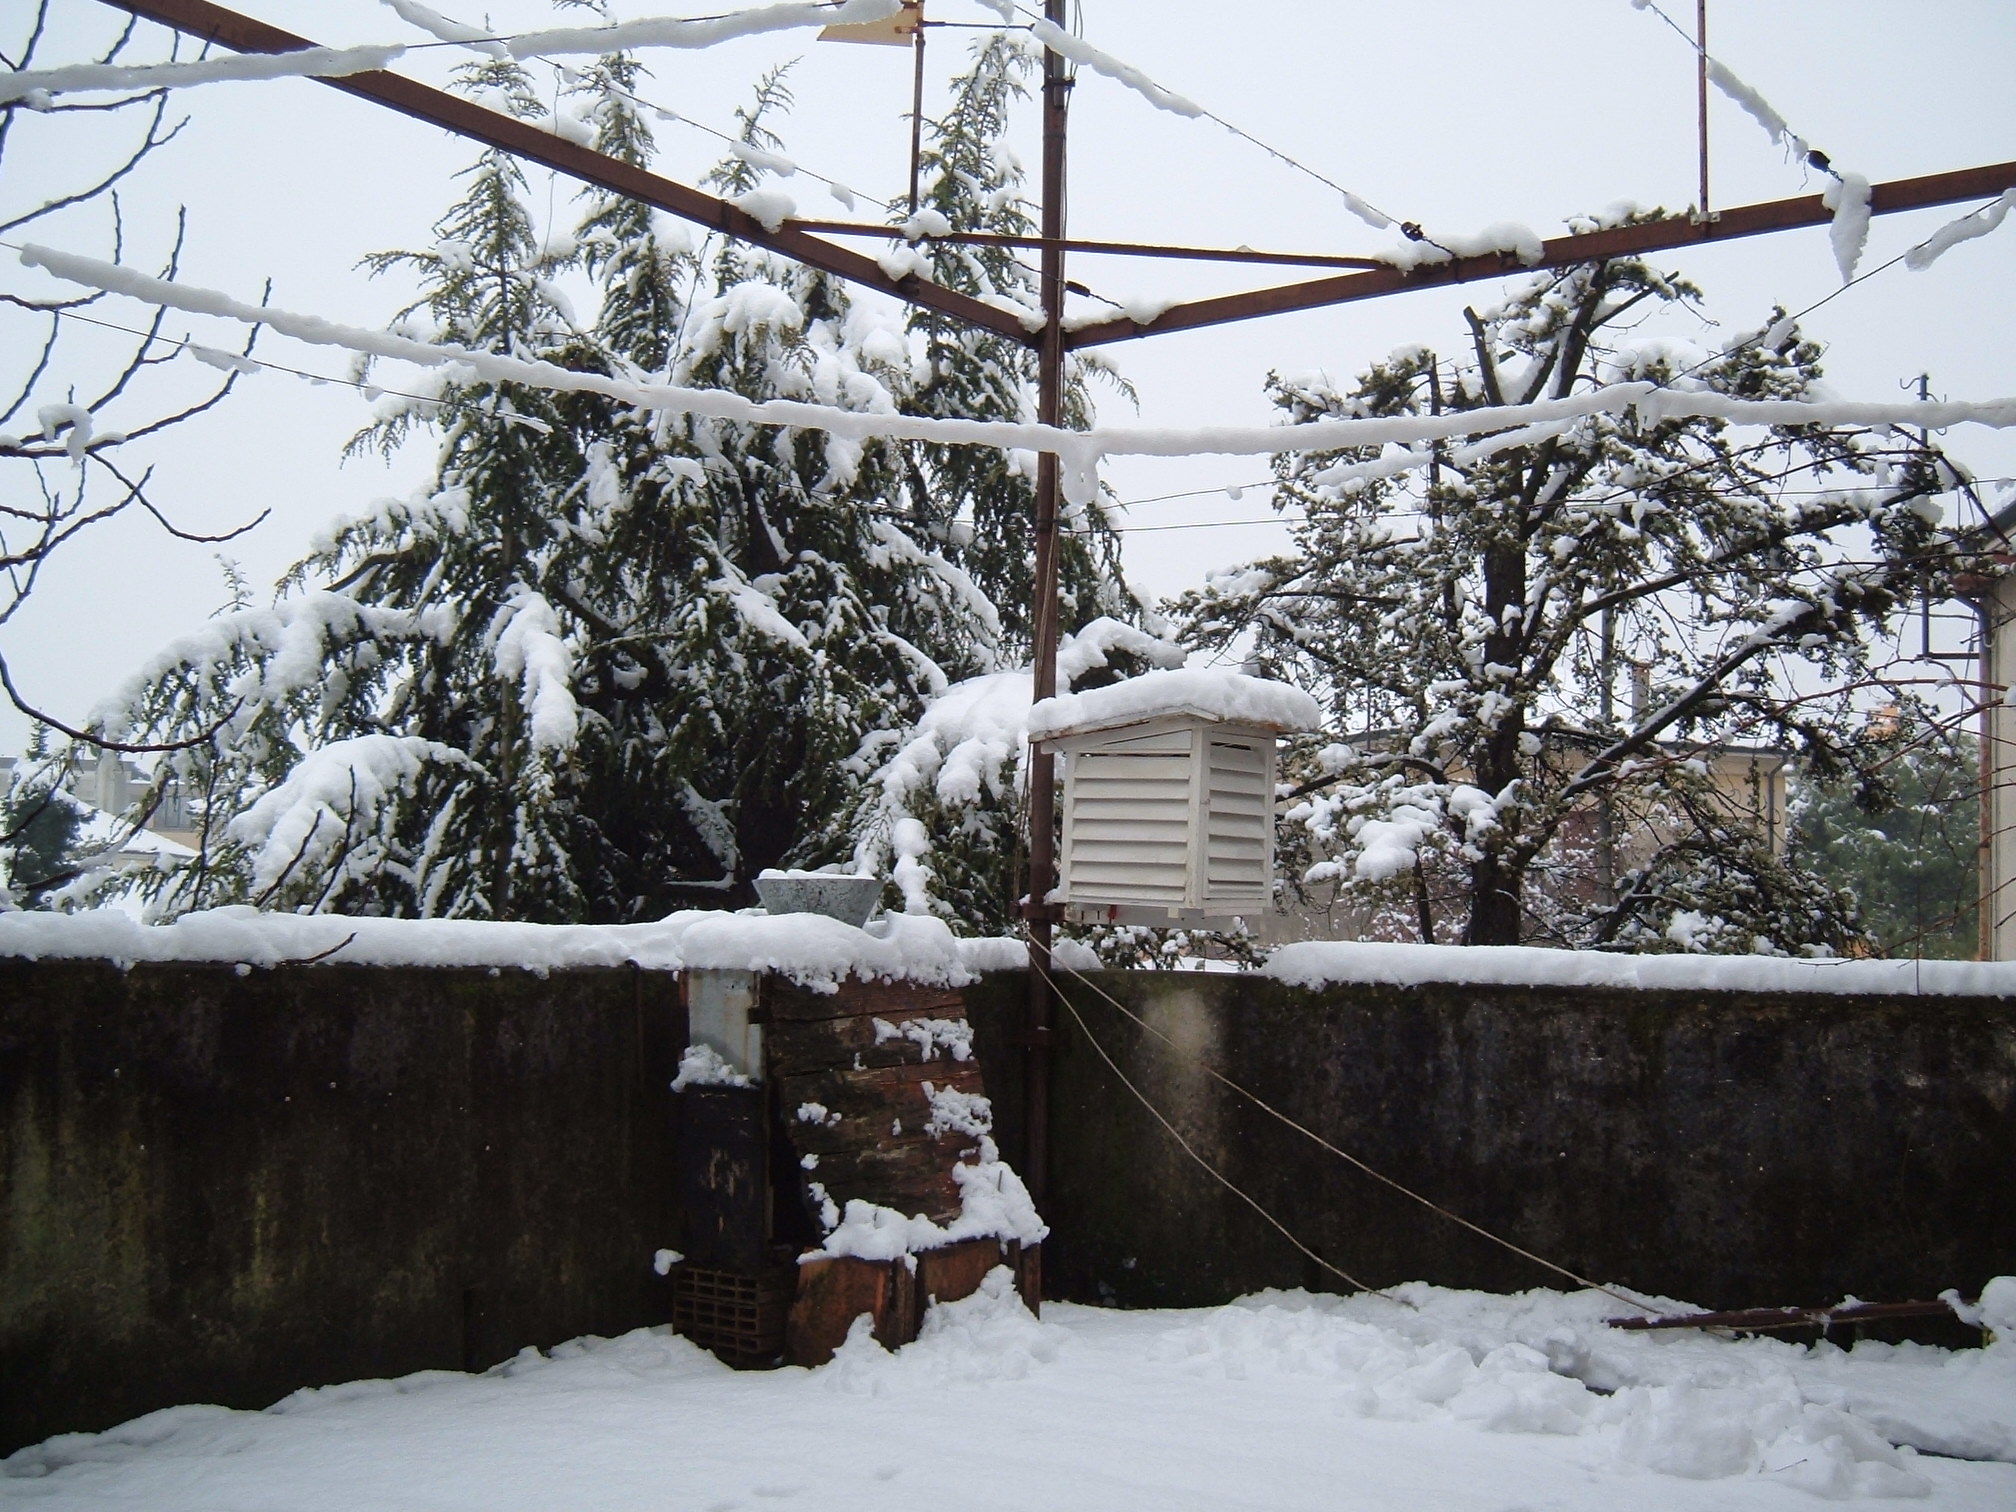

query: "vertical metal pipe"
xmin=1696 ymin=0 xmax=1711 ymax=219
xmin=908 ymin=6 xmax=926 ymax=215
xmin=1977 ymin=593 xmax=1994 ymax=960
xmin=1023 ymin=0 xmax=1070 ymax=1203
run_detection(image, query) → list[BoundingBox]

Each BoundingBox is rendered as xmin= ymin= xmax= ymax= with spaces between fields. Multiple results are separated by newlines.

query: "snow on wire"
xmin=1624 ymin=0 xmax=1875 ymax=280
xmin=20 ymin=243 xmax=2016 ymax=508
xmin=0 ymin=1 xmax=900 ymax=105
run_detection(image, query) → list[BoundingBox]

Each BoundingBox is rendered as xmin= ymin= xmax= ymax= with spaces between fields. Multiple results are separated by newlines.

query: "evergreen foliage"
xmin=1176 ymin=227 xmax=1964 ymax=952
xmin=892 ymin=34 xmax=1133 ymax=653
xmin=104 ymin=41 xmax=1141 ymax=926
xmin=0 ymin=729 xmax=87 ymax=908
xmin=1792 ymin=718 xmax=1980 ymax=959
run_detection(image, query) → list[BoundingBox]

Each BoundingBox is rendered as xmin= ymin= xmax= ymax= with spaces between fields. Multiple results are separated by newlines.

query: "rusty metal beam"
xmin=1063 ymin=159 xmax=2016 ymax=349
xmin=97 ymin=0 xmax=1041 ymax=347
xmin=787 ymin=221 xmax=1385 ymax=271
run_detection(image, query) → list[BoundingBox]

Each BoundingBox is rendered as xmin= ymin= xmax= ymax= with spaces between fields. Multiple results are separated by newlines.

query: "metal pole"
xmin=1023 ymin=0 xmax=1070 ymax=1204
xmin=908 ymin=7 xmax=926 ymax=215
xmin=1696 ymin=0 xmax=1711 ymax=220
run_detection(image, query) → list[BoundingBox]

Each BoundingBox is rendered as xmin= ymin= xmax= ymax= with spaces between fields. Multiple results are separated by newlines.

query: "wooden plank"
xmin=917 ymin=1237 xmax=1010 ymax=1306
xmin=765 ymin=1004 xmax=976 ymax=1077
xmin=788 ymin=1256 xmax=904 ymax=1366
xmin=763 ymin=976 xmax=967 ymax=1024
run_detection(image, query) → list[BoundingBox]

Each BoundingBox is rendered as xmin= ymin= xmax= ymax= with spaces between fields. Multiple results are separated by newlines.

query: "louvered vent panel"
xmin=1065 ymin=746 xmax=1192 ymax=903
xmin=1203 ymin=738 xmax=1271 ymax=900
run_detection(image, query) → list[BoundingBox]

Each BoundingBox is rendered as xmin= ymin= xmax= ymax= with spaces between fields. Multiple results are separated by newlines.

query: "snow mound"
xmin=1155 ymin=1281 xmax=2016 ymax=1495
xmin=1028 ymin=669 xmax=1320 ymax=741
xmin=821 ymin=1266 xmax=1064 ymax=1394
xmin=1265 ymin=939 xmax=2016 ymax=997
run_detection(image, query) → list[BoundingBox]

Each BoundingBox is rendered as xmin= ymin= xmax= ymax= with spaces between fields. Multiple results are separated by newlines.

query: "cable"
xmin=1004 ymin=2 xmax=1411 ymax=239
xmin=1038 ymin=948 xmax=1664 ymax=1316
xmin=1025 ymin=949 xmax=1398 ymax=1300
xmin=1628 ymin=0 xmax=1835 ymax=179
xmin=9 ymin=303 xmax=448 ymax=411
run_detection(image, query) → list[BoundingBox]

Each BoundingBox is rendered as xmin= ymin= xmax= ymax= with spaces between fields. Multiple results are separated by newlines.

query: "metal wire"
xmin=1025 ymin=950 xmax=1398 ymax=1301
xmin=1035 ymin=945 xmax=1663 ymax=1316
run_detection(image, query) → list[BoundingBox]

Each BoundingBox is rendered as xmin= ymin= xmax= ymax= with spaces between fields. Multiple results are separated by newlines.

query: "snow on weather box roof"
xmin=0 ymin=906 xmax=1096 ymax=990
xmin=1264 ymin=940 xmax=2016 ymax=997
xmin=1027 ymin=668 xmax=1321 ymax=742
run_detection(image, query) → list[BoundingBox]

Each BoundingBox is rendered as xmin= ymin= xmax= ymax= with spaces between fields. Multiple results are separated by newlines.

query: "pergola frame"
xmin=93 ymin=0 xmax=2016 ymax=1196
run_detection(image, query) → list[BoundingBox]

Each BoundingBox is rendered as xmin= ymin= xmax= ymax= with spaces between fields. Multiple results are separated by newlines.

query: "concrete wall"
xmin=8 ymin=959 xmax=2015 ymax=1455
xmin=965 ymin=971 xmax=2016 ymax=1314
xmin=1 ymin=960 xmax=682 ymax=1454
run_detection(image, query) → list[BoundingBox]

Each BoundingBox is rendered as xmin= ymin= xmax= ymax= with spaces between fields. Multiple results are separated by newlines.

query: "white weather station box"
xmin=1027 ymin=670 xmax=1319 ymax=926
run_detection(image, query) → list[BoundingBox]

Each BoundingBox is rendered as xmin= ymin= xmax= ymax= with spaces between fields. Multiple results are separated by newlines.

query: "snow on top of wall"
xmin=1028 ymin=668 xmax=1321 ymax=741
xmin=0 ymin=906 xmax=1066 ymax=989
xmin=1265 ymin=940 xmax=2016 ymax=997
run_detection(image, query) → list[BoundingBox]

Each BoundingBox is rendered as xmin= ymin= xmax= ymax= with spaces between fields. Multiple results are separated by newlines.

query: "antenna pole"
xmin=1023 ymin=0 xmax=1070 ymax=1204
xmin=1696 ymin=0 xmax=1711 ymax=219
xmin=908 ymin=3 xmax=926 ymax=214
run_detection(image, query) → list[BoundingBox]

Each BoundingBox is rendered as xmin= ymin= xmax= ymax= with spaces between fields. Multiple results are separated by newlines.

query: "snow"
xmin=1823 ymin=172 xmax=1874 ymax=282
xmin=503 ymin=0 xmax=900 ymax=60
xmin=1375 ymin=221 xmax=1546 ymax=271
xmin=225 ymin=735 xmax=472 ymax=899
xmin=670 ymin=1043 xmax=753 ymax=1091
xmin=1026 ymin=19 xmax=1205 ymax=119
xmin=806 ymin=1134 xmax=1048 ymax=1261
xmin=1266 ymin=938 xmax=2016 ymax=997
xmin=1906 ymin=190 xmax=2016 ymax=271
xmin=1705 ymin=59 xmax=1809 ymax=159
xmin=1029 ymin=668 xmax=1321 ymax=741
xmin=872 ymin=1014 xmax=974 ymax=1062
xmin=6 ymin=1280 xmax=2011 ymax=1510
xmin=380 ymin=0 xmax=508 ymax=58
xmin=490 ymin=592 xmax=579 ymax=752
xmin=0 ymin=906 xmax=1058 ymax=991
xmin=732 ymin=186 xmax=797 ymax=234
xmin=24 ymin=245 xmax=2016 ymax=472
xmin=0 ymin=46 xmax=405 ymax=105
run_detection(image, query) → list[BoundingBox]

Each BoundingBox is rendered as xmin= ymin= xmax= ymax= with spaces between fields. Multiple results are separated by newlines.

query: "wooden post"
xmin=1023 ymin=0 xmax=1070 ymax=1204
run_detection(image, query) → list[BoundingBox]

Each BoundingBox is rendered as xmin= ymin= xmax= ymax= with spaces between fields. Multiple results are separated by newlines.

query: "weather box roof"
xmin=1027 ymin=668 xmax=1320 ymax=744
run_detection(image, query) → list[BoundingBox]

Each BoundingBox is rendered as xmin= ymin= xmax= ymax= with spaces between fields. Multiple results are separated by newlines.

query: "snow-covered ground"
xmin=9 ymin=1278 xmax=2013 ymax=1510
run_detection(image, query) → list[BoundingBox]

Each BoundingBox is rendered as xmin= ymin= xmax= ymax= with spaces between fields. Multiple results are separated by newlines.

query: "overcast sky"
xmin=5 ymin=0 xmax=2014 ymax=752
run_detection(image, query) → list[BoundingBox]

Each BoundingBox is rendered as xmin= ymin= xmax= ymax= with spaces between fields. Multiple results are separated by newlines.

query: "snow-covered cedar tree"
xmin=106 ymin=51 xmax=1127 ymax=923
xmin=822 ymin=37 xmax=1178 ymax=940
xmin=1175 ymin=229 xmax=1967 ymax=953
xmin=1792 ymin=710 xmax=1980 ymax=959
xmin=2 ymin=4 xmax=264 ymax=782
xmin=843 ymin=616 xmax=1184 ymax=934
xmin=556 ymin=60 xmax=1018 ymax=907
xmin=105 ymin=52 xmax=595 ymax=920
xmin=889 ymin=33 xmax=1137 ymax=654
xmin=0 ymin=728 xmax=90 ymax=908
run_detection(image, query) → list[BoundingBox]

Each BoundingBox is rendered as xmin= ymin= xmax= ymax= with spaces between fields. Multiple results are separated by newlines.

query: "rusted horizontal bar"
xmin=97 ymin=0 xmax=1041 ymax=347
xmin=787 ymin=221 xmax=1386 ymax=270
xmin=1064 ymin=159 xmax=2016 ymax=349
xmin=1611 ymin=1298 xmax=1973 ymax=1333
